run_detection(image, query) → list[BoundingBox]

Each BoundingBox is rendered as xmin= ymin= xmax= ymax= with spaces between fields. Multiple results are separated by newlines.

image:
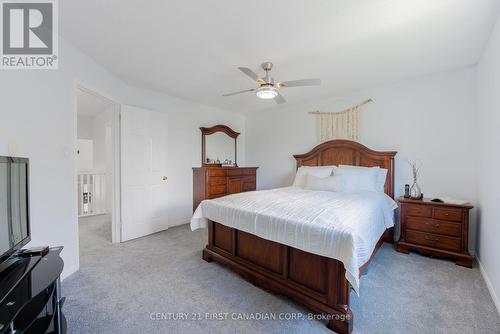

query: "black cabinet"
xmin=0 ymin=248 xmax=65 ymax=334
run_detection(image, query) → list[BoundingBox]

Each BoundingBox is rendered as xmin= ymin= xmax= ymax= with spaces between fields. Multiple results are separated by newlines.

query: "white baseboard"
xmin=61 ymin=263 xmax=79 ymax=281
xmin=476 ymin=256 xmax=500 ymax=316
xmin=169 ymin=218 xmax=190 ymax=228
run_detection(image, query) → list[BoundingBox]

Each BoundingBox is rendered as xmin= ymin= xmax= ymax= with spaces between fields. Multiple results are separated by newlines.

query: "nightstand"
xmin=396 ymin=197 xmax=473 ymax=268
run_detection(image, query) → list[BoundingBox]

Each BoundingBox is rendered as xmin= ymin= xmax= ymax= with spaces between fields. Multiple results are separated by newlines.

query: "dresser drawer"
xmin=209 ymin=193 xmax=226 ymax=200
xmin=405 ymin=205 xmax=432 ymax=218
xmin=194 ymin=167 xmax=258 ymax=213
xmin=209 ymin=184 xmax=226 ymax=196
xmin=242 ymin=181 xmax=256 ymax=192
xmin=226 ymin=168 xmax=256 ymax=176
xmin=432 ymin=207 xmax=462 ymax=222
xmin=406 ymin=230 xmax=461 ymax=252
xmin=241 ymin=176 xmax=255 ymax=183
xmin=209 ymin=177 xmax=227 ymax=186
xmin=208 ymin=169 xmax=226 ymax=177
xmin=406 ymin=217 xmax=461 ymax=237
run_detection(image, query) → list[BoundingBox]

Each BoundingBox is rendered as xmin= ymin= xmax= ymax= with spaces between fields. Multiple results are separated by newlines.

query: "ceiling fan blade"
xmin=277 ymin=78 xmax=321 ymax=88
xmin=238 ymin=67 xmax=265 ymax=84
xmin=222 ymin=88 xmax=255 ymax=97
xmin=274 ymin=93 xmax=286 ymax=104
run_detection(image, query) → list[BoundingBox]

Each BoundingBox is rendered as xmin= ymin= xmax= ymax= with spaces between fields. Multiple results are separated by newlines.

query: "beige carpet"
xmin=63 ymin=218 xmax=500 ymax=333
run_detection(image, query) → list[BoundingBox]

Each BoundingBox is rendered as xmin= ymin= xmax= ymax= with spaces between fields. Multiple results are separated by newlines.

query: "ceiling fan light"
xmin=256 ymin=86 xmax=278 ymax=99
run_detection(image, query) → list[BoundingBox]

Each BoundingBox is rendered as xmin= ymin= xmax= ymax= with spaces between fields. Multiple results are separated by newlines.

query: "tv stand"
xmin=0 ymin=247 xmax=65 ymax=334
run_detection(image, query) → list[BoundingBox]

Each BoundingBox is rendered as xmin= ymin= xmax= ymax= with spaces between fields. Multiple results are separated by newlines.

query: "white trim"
xmin=476 ymin=255 xmax=500 ymax=316
xmin=169 ymin=218 xmax=190 ymax=228
xmin=74 ymin=79 xmax=123 ymax=105
xmin=71 ymin=82 xmax=80 ymax=275
xmin=111 ymin=103 xmax=121 ymax=243
xmin=74 ymin=81 xmax=122 ymax=244
xmin=61 ymin=263 xmax=79 ymax=281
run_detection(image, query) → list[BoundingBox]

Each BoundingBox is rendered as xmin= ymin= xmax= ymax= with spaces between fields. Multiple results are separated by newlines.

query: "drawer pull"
xmin=6 ymin=301 xmax=15 ymax=306
xmin=425 ymin=222 xmax=440 ymax=228
xmin=425 ymin=236 xmax=440 ymax=242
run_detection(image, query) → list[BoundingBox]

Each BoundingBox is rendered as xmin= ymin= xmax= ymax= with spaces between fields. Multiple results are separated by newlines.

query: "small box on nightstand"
xmin=396 ymin=197 xmax=473 ymax=268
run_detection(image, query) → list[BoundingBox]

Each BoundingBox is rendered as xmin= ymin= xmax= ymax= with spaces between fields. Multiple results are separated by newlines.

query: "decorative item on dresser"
xmin=396 ymin=197 xmax=473 ymax=267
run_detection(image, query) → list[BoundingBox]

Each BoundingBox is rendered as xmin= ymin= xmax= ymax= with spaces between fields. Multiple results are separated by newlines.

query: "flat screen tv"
xmin=0 ymin=157 xmax=30 ymax=266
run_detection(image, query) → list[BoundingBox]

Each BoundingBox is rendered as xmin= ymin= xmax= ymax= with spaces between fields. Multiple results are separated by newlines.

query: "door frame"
xmin=73 ymin=81 xmax=122 ymax=244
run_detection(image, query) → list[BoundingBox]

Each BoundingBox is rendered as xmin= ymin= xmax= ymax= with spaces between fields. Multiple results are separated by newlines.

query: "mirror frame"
xmin=200 ymin=125 xmax=240 ymax=167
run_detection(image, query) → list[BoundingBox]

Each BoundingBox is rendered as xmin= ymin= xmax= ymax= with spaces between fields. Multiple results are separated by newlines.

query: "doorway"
xmin=75 ymin=86 xmax=120 ymax=250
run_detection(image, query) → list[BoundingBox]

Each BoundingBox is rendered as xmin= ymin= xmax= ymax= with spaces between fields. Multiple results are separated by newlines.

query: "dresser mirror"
xmin=201 ymin=125 xmax=239 ymax=167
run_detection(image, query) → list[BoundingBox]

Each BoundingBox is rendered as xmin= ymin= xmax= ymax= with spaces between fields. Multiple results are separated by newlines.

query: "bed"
xmin=191 ymin=140 xmax=397 ymax=333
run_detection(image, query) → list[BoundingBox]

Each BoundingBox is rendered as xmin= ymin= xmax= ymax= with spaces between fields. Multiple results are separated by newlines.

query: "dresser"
xmin=192 ymin=167 xmax=258 ymax=212
xmin=396 ymin=197 xmax=473 ymax=267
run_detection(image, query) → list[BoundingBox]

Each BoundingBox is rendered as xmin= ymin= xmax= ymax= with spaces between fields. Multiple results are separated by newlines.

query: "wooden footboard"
xmin=199 ymin=140 xmax=397 ymax=333
xmin=202 ymin=221 xmax=394 ymax=333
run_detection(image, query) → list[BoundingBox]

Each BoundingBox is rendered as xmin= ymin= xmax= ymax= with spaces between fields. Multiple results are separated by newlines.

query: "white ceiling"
xmin=61 ymin=0 xmax=500 ymax=114
xmin=77 ymin=90 xmax=113 ymax=116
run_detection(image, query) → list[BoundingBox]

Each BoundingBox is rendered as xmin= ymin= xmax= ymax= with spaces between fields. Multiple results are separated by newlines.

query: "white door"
xmin=120 ymin=105 xmax=169 ymax=241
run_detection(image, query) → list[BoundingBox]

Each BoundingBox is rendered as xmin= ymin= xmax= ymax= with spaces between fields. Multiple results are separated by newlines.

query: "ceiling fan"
xmin=223 ymin=62 xmax=321 ymax=104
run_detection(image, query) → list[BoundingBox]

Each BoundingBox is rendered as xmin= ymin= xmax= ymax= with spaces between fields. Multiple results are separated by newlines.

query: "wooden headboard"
xmin=293 ymin=140 xmax=397 ymax=198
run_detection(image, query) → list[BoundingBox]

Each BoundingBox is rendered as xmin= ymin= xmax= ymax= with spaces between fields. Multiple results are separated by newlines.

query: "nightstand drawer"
xmin=432 ymin=208 xmax=462 ymax=222
xmin=397 ymin=197 xmax=473 ymax=267
xmin=406 ymin=230 xmax=461 ymax=252
xmin=406 ymin=205 xmax=432 ymax=218
xmin=406 ymin=217 xmax=461 ymax=237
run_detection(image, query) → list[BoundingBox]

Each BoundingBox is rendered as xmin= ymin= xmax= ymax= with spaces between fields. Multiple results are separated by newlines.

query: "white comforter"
xmin=191 ymin=187 xmax=397 ymax=294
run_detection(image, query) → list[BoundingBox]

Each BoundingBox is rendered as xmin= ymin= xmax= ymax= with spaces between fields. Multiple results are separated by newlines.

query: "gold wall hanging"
xmin=309 ymin=99 xmax=373 ymax=141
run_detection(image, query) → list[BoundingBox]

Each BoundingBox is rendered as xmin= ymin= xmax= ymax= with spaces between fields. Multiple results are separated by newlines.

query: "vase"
xmin=410 ymin=181 xmax=422 ymax=199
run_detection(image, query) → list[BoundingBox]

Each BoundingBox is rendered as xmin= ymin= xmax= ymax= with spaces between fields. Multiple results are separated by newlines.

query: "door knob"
xmin=162 ymin=176 xmax=168 ymax=181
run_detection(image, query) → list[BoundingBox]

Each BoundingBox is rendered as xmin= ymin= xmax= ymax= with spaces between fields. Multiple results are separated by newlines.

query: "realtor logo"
xmin=1 ymin=0 xmax=58 ymax=69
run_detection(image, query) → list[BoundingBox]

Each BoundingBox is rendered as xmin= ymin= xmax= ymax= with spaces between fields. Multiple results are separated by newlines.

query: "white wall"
xmin=476 ymin=14 xmax=500 ymax=313
xmin=0 ymin=38 xmax=245 ymax=279
xmin=0 ymin=39 xmax=127 ymax=278
xmin=77 ymin=111 xmax=113 ymax=174
xmin=76 ymin=115 xmax=93 ymax=140
xmin=245 ymin=68 xmax=479 ymax=251
xmin=123 ymin=86 xmax=246 ymax=226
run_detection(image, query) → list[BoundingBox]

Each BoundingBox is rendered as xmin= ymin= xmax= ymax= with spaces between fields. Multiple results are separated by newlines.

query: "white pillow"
xmin=304 ymin=174 xmax=346 ymax=192
xmin=334 ymin=167 xmax=379 ymax=193
xmin=292 ymin=166 xmax=336 ymax=188
xmin=338 ymin=165 xmax=387 ymax=192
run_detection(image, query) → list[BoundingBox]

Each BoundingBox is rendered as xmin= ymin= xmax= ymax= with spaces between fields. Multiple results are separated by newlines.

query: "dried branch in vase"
xmin=407 ymin=158 xmax=423 ymax=199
